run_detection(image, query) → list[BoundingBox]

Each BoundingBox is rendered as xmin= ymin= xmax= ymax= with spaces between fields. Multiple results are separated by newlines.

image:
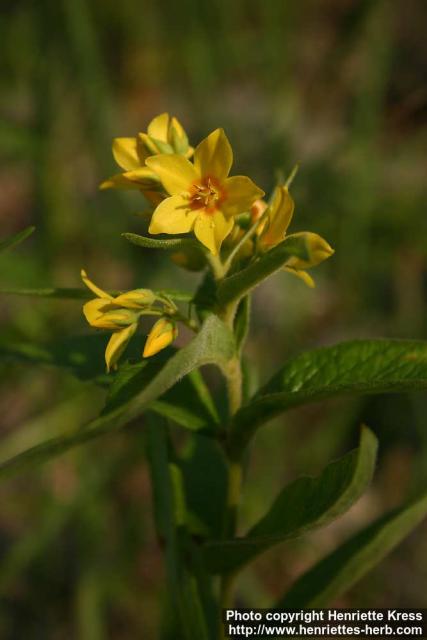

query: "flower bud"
xmin=83 ymin=298 xmax=114 ymax=326
xmin=81 ymin=269 xmax=113 ymax=300
xmin=90 ymin=308 xmax=138 ymax=330
xmin=259 ymin=186 xmax=294 ymax=248
xmin=105 ymin=323 xmax=137 ymax=372
xmin=113 ymin=288 xmax=156 ymax=309
xmin=143 ymin=318 xmax=178 ymax=358
xmin=286 ymin=232 xmax=334 ymax=270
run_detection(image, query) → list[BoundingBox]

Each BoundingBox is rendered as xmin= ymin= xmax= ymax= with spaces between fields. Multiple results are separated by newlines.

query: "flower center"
xmin=189 ymin=176 xmax=224 ymax=213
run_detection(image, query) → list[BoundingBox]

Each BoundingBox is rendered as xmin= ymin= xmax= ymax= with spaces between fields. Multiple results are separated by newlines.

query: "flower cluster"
xmin=81 ymin=270 xmax=177 ymax=372
xmin=82 ymin=113 xmax=334 ymax=371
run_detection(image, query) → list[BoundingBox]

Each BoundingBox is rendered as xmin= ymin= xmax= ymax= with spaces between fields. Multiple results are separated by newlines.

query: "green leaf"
xmin=104 ymin=355 xmax=220 ymax=432
xmin=217 ymin=235 xmax=310 ymax=306
xmin=277 ymin=490 xmax=427 ymax=607
xmin=230 ymin=339 xmax=427 ymax=453
xmin=146 ymin=417 xmax=210 ymax=640
xmin=0 ymin=334 xmax=110 ymax=382
xmin=0 ymin=287 xmax=92 ymax=299
xmin=0 ymin=226 xmax=35 ymax=252
xmin=122 ymin=232 xmax=205 ymax=253
xmin=179 ymin=434 xmax=228 ymax=538
xmin=0 ymin=286 xmax=192 ymax=302
xmin=0 ymin=316 xmax=235 ymax=478
xmin=203 ymin=426 xmax=377 ymax=574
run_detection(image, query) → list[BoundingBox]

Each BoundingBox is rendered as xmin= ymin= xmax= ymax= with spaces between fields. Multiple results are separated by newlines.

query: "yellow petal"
xmin=113 ymin=289 xmax=156 ymax=309
xmin=194 ymin=210 xmax=234 ymax=255
xmin=149 ymin=195 xmax=198 ymax=235
xmin=145 ymin=154 xmax=198 ymax=195
xmin=90 ymin=308 xmax=138 ymax=330
xmin=284 ymin=267 xmax=315 ymax=288
xmin=194 ymin=128 xmax=233 ymax=182
xmin=112 ymin=138 xmax=141 ymax=171
xmin=100 ymin=167 xmax=159 ymax=191
xmin=286 ymin=232 xmax=334 ymax=269
xmin=125 ymin=167 xmax=161 ymax=186
xmin=81 ymin=269 xmax=113 ymax=300
xmin=83 ymin=298 xmax=114 ymax=326
xmin=105 ymin=323 xmax=137 ymax=372
xmin=147 ymin=113 xmax=170 ymax=142
xmin=100 ymin=173 xmax=139 ymax=190
xmin=169 ymin=116 xmax=185 ymax=140
xmin=261 ymin=186 xmax=294 ymax=247
xmin=136 ymin=134 xmax=151 ymax=162
xmin=222 ymin=175 xmax=265 ymax=217
xmin=143 ymin=318 xmax=177 ymax=358
xmin=139 ymin=132 xmax=173 ymax=156
xmin=169 ymin=116 xmax=190 ymax=155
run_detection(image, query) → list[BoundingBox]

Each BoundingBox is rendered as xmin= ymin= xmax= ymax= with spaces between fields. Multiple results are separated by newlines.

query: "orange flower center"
xmin=189 ymin=176 xmax=225 ymax=213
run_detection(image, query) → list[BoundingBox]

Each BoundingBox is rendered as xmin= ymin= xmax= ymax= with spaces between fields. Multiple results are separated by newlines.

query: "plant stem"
xmin=218 ymin=299 xmax=238 ymax=332
xmin=219 ymin=355 xmax=244 ymax=638
xmin=225 ymin=357 xmax=243 ymax=415
xmin=206 ymin=252 xmax=226 ymax=280
xmin=222 ymin=207 xmax=270 ymax=275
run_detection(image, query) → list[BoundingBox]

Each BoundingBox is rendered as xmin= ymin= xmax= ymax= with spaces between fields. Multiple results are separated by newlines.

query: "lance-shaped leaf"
xmin=0 ymin=226 xmax=35 ymax=252
xmin=104 ymin=355 xmax=219 ymax=433
xmin=146 ymin=417 xmax=210 ymax=640
xmin=0 ymin=286 xmax=191 ymax=302
xmin=0 ymin=334 xmax=110 ymax=382
xmin=122 ymin=232 xmax=206 ymax=253
xmin=277 ymin=490 xmax=427 ymax=607
xmin=0 ymin=287 xmax=94 ymax=300
xmin=230 ymin=339 xmax=427 ymax=454
xmin=0 ymin=316 xmax=235 ymax=478
xmin=217 ymin=235 xmax=310 ymax=306
xmin=179 ymin=434 xmax=228 ymax=539
xmin=0 ymin=336 xmax=217 ymax=431
xmin=203 ymin=426 xmax=377 ymax=574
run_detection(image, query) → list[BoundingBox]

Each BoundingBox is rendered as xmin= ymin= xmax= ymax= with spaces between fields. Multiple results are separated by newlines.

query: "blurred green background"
xmin=1 ymin=0 xmax=427 ymax=637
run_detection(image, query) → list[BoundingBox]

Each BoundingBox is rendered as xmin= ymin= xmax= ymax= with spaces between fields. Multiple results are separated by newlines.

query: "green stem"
xmin=222 ymin=207 xmax=270 ymax=275
xmin=206 ymin=253 xmax=226 ymax=280
xmin=219 ymin=299 xmax=239 ymax=331
xmin=224 ymin=357 xmax=243 ymax=415
xmin=219 ymin=354 xmax=244 ymax=638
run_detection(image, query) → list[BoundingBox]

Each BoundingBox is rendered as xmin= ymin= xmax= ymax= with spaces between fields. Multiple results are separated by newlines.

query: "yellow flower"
xmin=143 ymin=318 xmax=178 ymax=358
xmin=258 ymin=185 xmax=334 ymax=287
xmin=105 ymin=323 xmax=138 ymax=373
xmin=100 ymin=113 xmax=193 ymax=193
xmin=81 ymin=270 xmax=155 ymax=312
xmin=81 ymin=270 xmax=157 ymax=371
xmin=146 ymin=128 xmax=264 ymax=255
xmin=258 ymin=186 xmax=294 ymax=248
